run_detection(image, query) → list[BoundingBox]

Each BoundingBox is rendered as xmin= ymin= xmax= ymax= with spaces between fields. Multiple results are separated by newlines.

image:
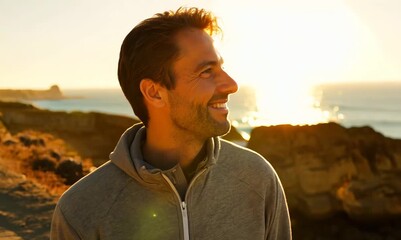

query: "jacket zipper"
xmin=181 ymin=201 xmax=189 ymax=240
xmin=162 ymin=168 xmax=207 ymax=240
xmin=162 ymin=174 xmax=190 ymax=240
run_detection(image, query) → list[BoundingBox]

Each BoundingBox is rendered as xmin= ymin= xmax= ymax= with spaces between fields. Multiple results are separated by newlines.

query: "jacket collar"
xmin=109 ymin=123 xmax=220 ymax=185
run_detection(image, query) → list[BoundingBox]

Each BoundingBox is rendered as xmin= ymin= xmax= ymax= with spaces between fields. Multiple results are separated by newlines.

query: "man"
xmin=51 ymin=7 xmax=291 ymax=240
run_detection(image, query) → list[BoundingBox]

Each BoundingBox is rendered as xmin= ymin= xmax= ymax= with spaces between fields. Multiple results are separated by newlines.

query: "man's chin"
xmin=210 ymin=120 xmax=231 ymax=137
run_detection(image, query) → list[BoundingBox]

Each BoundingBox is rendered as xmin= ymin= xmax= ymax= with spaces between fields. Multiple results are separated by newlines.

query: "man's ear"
xmin=139 ymin=79 xmax=166 ymax=108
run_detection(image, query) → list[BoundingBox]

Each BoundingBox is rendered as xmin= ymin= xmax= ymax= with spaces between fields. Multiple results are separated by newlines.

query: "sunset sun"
xmin=213 ymin=0 xmax=369 ymax=126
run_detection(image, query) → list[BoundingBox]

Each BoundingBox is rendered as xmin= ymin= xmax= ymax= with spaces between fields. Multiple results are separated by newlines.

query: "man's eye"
xmin=200 ymin=68 xmax=213 ymax=78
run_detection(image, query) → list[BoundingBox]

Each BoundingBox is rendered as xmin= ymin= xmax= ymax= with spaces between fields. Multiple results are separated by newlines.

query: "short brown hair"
xmin=118 ymin=7 xmax=220 ymax=126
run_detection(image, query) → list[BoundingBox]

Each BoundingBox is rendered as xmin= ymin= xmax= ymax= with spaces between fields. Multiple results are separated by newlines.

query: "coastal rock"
xmin=31 ymin=157 xmax=57 ymax=172
xmin=247 ymin=122 xmax=401 ymax=220
xmin=337 ymin=173 xmax=401 ymax=221
xmin=0 ymin=127 xmax=91 ymax=238
xmin=55 ymin=159 xmax=83 ymax=185
xmin=19 ymin=135 xmax=45 ymax=147
xmin=0 ymin=101 xmax=139 ymax=165
xmin=0 ymin=85 xmax=64 ymax=101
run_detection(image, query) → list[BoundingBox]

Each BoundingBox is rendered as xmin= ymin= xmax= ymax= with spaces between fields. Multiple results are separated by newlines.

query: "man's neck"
xmin=142 ymin=126 xmax=207 ymax=171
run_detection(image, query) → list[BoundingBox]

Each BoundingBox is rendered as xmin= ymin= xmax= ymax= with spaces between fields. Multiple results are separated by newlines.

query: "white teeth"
xmin=211 ymin=103 xmax=227 ymax=109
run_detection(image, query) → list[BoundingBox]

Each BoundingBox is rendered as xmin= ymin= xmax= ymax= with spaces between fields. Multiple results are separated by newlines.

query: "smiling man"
xmin=51 ymin=7 xmax=291 ymax=240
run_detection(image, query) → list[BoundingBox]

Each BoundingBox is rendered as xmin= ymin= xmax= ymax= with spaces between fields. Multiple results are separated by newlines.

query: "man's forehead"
xmin=175 ymin=28 xmax=214 ymax=51
xmin=173 ymin=28 xmax=221 ymax=66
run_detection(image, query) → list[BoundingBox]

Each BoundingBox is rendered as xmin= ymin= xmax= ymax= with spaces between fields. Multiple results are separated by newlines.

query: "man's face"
xmin=166 ymin=28 xmax=238 ymax=140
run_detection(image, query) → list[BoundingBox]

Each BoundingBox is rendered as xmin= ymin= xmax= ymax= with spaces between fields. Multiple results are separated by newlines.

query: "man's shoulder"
xmin=218 ymin=139 xmax=278 ymax=179
xmin=219 ymin=139 xmax=270 ymax=167
xmin=57 ymin=161 xmax=132 ymax=221
xmin=215 ymin=139 xmax=282 ymax=200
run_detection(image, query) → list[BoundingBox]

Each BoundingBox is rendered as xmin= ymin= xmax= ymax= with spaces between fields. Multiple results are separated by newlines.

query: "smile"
xmin=210 ymin=103 xmax=227 ymax=109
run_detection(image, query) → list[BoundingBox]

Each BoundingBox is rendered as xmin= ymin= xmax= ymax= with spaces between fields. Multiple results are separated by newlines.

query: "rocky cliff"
xmin=0 ymin=101 xmax=139 ymax=165
xmin=248 ymin=123 xmax=401 ymax=239
xmin=248 ymin=123 xmax=401 ymax=220
xmin=0 ymin=85 xmax=64 ymax=101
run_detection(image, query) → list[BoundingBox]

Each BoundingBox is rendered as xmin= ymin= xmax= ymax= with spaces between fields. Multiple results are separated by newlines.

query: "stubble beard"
xmin=169 ymin=95 xmax=231 ymax=140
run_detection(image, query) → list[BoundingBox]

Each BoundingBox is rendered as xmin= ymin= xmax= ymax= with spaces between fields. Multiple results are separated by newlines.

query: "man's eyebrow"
xmin=194 ymin=57 xmax=224 ymax=72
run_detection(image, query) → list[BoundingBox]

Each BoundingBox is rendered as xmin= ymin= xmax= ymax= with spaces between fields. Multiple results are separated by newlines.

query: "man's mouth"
xmin=210 ymin=102 xmax=228 ymax=109
xmin=208 ymin=95 xmax=230 ymax=113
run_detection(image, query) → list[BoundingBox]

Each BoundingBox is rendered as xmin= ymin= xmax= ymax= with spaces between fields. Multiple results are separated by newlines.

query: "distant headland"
xmin=0 ymin=85 xmax=65 ymax=101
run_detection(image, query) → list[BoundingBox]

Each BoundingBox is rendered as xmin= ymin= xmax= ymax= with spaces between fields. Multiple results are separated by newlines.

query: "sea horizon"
xmin=26 ymin=82 xmax=401 ymax=140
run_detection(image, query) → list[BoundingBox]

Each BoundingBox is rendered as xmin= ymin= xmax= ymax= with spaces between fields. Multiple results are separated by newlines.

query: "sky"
xmin=1 ymin=0 xmax=401 ymax=90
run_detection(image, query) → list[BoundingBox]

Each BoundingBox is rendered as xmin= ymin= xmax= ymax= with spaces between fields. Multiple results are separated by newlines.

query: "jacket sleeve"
xmin=265 ymin=172 xmax=292 ymax=240
xmin=50 ymin=204 xmax=81 ymax=240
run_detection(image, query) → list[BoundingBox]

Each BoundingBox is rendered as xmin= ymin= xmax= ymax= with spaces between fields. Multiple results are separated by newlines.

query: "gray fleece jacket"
xmin=51 ymin=124 xmax=292 ymax=239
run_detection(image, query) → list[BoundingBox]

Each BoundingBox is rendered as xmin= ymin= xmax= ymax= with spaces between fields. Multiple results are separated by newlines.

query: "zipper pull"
xmin=182 ymin=202 xmax=186 ymax=211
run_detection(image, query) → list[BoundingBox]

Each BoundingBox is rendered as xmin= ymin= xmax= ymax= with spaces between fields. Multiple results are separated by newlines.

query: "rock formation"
xmin=0 ymin=119 xmax=92 ymax=239
xmin=0 ymin=101 xmax=139 ymax=166
xmin=0 ymin=85 xmax=64 ymax=101
xmin=247 ymin=122 xmax=401 ymax=221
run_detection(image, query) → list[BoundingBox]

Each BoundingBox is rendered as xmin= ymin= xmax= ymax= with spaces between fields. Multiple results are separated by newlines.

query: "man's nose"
xmin=217 ymin=71 xmax=238 ymax=95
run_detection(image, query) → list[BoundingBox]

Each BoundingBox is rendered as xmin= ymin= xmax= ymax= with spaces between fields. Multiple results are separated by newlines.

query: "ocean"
xmin=30 ymin=82 xmax=401 ymax=140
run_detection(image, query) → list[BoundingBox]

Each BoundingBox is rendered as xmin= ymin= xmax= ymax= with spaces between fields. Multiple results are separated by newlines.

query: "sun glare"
xmin=213 ymin=0 xmax=367 ymax=126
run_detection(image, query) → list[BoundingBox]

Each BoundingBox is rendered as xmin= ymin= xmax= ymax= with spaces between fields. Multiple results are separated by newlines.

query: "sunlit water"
xmin=230 ymin=82 xmax=401 ymax=140
xmin=31 ymin=82 xmax=401 ymax=140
